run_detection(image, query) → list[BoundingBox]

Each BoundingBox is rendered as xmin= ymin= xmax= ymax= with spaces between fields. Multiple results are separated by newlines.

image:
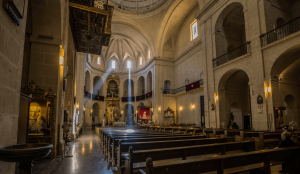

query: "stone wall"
xmin=0 ymin=0 xmax=29 ymax=173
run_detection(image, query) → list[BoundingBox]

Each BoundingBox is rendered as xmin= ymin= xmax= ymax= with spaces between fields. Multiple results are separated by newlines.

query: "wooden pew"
xmin=142 ymin=147 xmax=300 ymax=174
xmin=125 ymin=140 xmax=255 ymax=174
xmin=117 ymin=138 xmax=227 ymax=169
xmin=105 ymin=134 xmax=193 ymax=161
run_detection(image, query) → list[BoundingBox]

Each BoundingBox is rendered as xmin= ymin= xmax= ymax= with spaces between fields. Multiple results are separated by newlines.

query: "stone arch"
xmin=138 ymin=76 xmax=145 ymax=95
xmin=215 ymin=2 xmax=246 ymax=59
xmin=147 ymin=71 xmax=153 ymax=92
xmin=85 ymin=70 xmax=91 ymax=93
xmin=284 ymin=95 xmax=297 ymax=125
xmin=138 ymin=102 xmax=145 ymax=107
xmin=147 ymin=100 xmax=152 ymax=107
xmin=164 ymin=80 xmax=171 ymax=94
xmin=123 ymin=79 xmax=134 ymax=97
xmin=122 ymin=55 xmax=135 ymax=71
xmin=124 ymin=103 xmax=134 ymax=125
xmin=93 ymin=76 xmax=103 ymax=96
xmin=92 ymin=102 xmax=101 ymax=125
xmin=218 ymin=69 xmax=251 ymax=129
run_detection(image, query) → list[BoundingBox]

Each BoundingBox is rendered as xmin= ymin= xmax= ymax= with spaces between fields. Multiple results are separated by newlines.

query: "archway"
xmin=124 ymin=104 xmax=134 ymax=126
xmin=270 ymin=46 xmax=300 ymax=128
xmin=284 ymin=95 xmax=297 ymax=125
xmin=123 ymin=79 xmax=134 ymax=97
xmin=164 ymin=80 xmax=171 ymax=94
xmin=85 ymin=71 xmax=91 ymax=93
xmin=138 ymin=76 xmax=145 ymax=95
xmin=93 ymin=76 xmax=103 ymax=96
xmin=83 ymin=100 xmax=89 ymax=127
xmin=219 ymin=70 xmax=251 ymax=129
xmin=147 ymin=71 xmax=152 ymax=92
xmin=92 ymin=103 xmax=100 ymax=128
xmin=215 ymin=2 xmax=246 ymax=63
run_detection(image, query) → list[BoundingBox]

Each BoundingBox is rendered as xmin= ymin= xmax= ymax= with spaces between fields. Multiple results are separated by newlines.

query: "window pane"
xmin=127 ymin=61 xmax=131 ymax=69
xmin=192 ymin=21 xmax=198 ymax=40
xmin=140 ymin=57 xmax=142 ymax=65
xmin=112 ymin=61 xmax=115 ymax=68
xmin=97 ymin=57 xmax=101 ymax=65
xmin=148 ymin=50 xmax=150 ymax=59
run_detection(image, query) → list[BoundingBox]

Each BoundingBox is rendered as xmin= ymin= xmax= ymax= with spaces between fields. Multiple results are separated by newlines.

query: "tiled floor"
xmin=33 ymin=129 xmax=113 ymax=174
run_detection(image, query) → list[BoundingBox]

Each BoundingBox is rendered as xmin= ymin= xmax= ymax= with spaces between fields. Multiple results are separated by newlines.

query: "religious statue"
xmin=141 ymin=111 xmax=147 ymax=119
xmin=227 ymin=112 xmax=234 ymax=129
xmin=276 ymin=110 xmax=284 ymax=129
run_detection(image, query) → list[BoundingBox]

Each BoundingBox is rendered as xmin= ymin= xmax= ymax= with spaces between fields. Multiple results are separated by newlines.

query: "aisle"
xmin=33 ymin=129 xmax=113 ymax=174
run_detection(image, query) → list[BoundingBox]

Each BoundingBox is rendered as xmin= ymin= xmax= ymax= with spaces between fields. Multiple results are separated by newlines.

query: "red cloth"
xmin=139 ymin=108 xmax=150 ymax=123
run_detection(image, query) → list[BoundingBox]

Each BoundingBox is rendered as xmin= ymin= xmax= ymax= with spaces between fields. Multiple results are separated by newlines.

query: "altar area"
xmin=137 ymin=106 xmax=152 ymax=124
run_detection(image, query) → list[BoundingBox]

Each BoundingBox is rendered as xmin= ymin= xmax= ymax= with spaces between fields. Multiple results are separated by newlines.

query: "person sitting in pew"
xmin=275 ymin=131 xmax=295 ymax=148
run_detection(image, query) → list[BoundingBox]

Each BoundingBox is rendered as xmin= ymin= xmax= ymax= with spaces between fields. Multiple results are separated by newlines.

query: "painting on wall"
xmin=28 ymin=102 xmax=47 ymax=135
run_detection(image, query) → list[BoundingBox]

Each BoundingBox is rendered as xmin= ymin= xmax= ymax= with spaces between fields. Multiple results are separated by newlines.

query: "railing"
xmin=163 ymin=80 xmax=204 ymax=95
xmin=212 ymin=41 xmax=251 ymax=68
xmin=122 ymin=97 xmax=135 ymax=102
xmin=84 ymin=90 xmax=91 ymax=99
xmin=92 ymin=94 xmax=104 ymax=101
xmin=136 ymin=94 xmax=146 ymax=101
xmin=260 ymin=17 xmax=300 ymax=47
xmin=146 ymin=91 xmax=152 ymax=99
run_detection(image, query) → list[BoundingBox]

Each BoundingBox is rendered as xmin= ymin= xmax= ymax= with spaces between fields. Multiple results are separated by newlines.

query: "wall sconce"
xmin=59 ymin=56 xmax=64 ymax=66
xmin=121 ymin=110 xmax=123 ymax=114
xmin=83 ymin=107 xmax=85 ymax=111
xmin=265 ymin=87 xmax=271 ymax=93
xmin=76 ymin=104 xmax=79 ymax=109
xmin=215 ymin=96 xmax=218 ymax=100
xmin=192 ymin=105 xmax=195 ymax=109
xmin=180 ymin=107 xmax=182 ymax=111
xmin=158 ymin=107 xmax=161 ymax=111
xmin=136 ymin=110 xmax=138 ymax=113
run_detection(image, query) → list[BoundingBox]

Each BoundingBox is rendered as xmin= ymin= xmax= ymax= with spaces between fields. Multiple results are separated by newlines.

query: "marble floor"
xmin=33 ymin=129 xmax=113 ymax=174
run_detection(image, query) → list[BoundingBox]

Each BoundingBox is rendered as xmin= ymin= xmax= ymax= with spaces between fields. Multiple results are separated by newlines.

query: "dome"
xmin=108 ymin=0 xmax=165 ymax=12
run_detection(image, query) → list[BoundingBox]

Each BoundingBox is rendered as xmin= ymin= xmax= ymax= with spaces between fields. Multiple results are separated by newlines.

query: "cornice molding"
xmin=195 ymin=0 xmax=219 ymax=19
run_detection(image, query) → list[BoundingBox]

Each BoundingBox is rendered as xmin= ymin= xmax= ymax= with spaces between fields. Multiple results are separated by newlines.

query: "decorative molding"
xmin=195 ymin=0 xmax=219 ymax=19
xmin=3 ymin=0 xmax=25 ymax=26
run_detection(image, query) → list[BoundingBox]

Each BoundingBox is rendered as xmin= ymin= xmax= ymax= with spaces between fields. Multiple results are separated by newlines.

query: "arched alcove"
xmin=124 ymin=104 xmax=134 ymax=125
xmin=93 ymin=76 xmax=103 ymax=96
xmin=215 ymin=2 xmax=246 ymax=60
xmin=92 ymin=103 xmax=100 ymax=125
xmin=123 ymin=79 xmax=134 ymax=97
xmin=147 ymin=71 xmax=152 ymax=92
xmin=164 ymin=80 xmax=171 ymax=94
xmin=138 ymin=76 xmax=145 ymax=95
xmin=85 ymin=71 xmax=91 ymax=93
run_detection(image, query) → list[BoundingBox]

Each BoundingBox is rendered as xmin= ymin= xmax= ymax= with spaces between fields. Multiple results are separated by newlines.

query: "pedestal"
xmin=102 ymin=119 xmax=106 ymax=127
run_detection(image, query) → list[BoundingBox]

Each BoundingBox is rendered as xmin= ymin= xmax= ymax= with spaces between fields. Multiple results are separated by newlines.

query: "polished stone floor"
xmin=33 ymin=129 xmax=113 ymax=174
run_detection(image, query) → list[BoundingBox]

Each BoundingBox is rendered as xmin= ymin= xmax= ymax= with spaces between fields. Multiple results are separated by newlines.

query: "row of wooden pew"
xmin=96 ymin=126 xmax=300 ymax=174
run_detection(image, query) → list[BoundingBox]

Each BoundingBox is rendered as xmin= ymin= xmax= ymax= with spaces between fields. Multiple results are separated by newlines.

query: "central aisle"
xmin=34 ymin=129 xmax=113 ymax=174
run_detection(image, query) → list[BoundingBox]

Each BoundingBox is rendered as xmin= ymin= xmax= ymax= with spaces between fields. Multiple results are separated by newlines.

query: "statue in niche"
xmin=227 ymin=112 xmax=234 ymax=129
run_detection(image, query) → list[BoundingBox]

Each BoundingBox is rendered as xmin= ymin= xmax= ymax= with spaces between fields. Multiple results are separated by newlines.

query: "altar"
xmin=113 ymin=121 xmax=126 ymax=126
xmin=137 ymin=106 xmax=152 ymax=123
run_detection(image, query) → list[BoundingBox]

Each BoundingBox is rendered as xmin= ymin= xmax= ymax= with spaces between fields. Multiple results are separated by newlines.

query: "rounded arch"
xmin=164 ymin=80 xmax=171 ymax=94
xmin=147 ymin=100 xmax=152 ymax=107
xmin=85 ymin=70 xmax=91 ymax=93
xmin=276 ymin=17 xmax=286 ymax=27
xmin=124 ymin=103 xmax=134 ymax=126
xmin=218 ymin=69 xmax=251 ymax=129
xmin=147 ymin=71 xmax=153 ymax=92
xmin=92 ymin=102 xmax=101 ymax=125
xmin=123 ymin=79 xmax=134 ymax=97
xmin=93 ymin=76 xmax=103 ymax=96
xmin=122 ymin=55 xmax=136 ymax=71
xmin=215 ymin=2 xmax=246 ymax=59
xmin=138 ymin=76 xmax=145 ymax=95
xmin=155 ymin=0 xmax=199 ymax=58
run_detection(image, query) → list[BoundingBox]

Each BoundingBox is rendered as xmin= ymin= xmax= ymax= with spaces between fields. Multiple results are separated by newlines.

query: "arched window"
xmin=97 ymin=57 xmax=101 ymax=65
xmin=148 ymin=50 xmax=150 ymax=59
xmin=127 ymin=61 xmax=131 ymax=69
xmin=112 ymin=60 xmax=116 ymax=69
xmin=140 ymin=57 xmax=142 ymax=65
